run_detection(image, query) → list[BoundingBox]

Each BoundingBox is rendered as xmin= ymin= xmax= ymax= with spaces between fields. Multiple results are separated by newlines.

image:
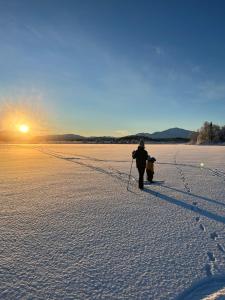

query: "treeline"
xmin=191 ymin=122 xmax=225 ymax=144
xmin=116 ymin=135 xmax=189 ymax=144
xmin=33 ymin=134 xmax=189 ymax=144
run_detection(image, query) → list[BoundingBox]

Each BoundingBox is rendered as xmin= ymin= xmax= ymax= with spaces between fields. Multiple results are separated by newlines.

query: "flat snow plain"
xmin=1 ymin=144 xmax=225 ymax=300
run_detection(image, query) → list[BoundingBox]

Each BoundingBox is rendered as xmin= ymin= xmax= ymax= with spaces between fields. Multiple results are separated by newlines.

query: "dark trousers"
xmin=137 ymin=167 xmax=145 ymax=189
xmin=146 ymin=170 xmax=154 ymax=182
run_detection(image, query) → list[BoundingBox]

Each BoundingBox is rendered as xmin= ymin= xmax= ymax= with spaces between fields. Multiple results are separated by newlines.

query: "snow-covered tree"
xmin=190 ymin=131 xmax=199 ymax=144
xmin=219 ymin=126 xmax=225 ymax=142
xmin=196 ymin=121 xmax=223 ymax=144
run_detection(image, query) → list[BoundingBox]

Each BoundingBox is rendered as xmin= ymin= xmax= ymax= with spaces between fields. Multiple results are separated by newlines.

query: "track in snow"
xmin=174 ymin=151 xmax=225 ymax=280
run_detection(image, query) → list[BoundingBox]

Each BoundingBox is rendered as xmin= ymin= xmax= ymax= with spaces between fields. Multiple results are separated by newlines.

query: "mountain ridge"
xmin=136 ymin=127 xmax=193 ymax=139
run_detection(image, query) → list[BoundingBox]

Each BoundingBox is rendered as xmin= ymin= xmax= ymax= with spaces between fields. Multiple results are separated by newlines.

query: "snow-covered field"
xmin=1 ymin=144 xmax=225 ymax=299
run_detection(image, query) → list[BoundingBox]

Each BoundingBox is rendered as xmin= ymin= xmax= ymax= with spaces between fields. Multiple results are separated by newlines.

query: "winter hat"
xmin=139 ymin=139 xmax=145 ymax=147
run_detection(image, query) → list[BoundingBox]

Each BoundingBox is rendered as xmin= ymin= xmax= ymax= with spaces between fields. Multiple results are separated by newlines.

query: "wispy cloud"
xmin=191 ymin=65 xmax=201 ymax=73
xmin=151 ymin=46 xmax=164 ymax=56
xmin=198 ymin=81 xmax=225 ymax=100
xmin=24 ymin=24 xmax=44 ymax=40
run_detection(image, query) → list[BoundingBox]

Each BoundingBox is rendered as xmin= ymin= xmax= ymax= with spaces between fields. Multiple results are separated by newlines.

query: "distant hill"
xmin=137 ymin=127 xmax=194 ymax=139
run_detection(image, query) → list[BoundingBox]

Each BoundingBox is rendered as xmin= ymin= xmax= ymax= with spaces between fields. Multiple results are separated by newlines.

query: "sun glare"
xmin=19 ymin=124 xmax=29 ymax=133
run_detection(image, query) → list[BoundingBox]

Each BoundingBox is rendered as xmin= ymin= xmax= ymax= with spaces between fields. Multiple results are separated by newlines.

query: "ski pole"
xmin=127 ymin=158 xmax=134 ymax=190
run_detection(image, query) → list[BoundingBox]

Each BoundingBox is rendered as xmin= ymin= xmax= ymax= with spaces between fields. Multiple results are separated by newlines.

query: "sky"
xmin=0 ymin=0 xmax=225 ymax=136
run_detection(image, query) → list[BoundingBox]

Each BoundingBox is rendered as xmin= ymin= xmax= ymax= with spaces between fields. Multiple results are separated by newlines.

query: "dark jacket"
xmin=132 ymin=146 xmax=148 ymax=169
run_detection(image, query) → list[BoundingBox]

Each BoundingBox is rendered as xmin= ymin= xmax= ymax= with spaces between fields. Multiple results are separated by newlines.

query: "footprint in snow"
xmin=205 ymin=263 xmax=214 ymax=277
xmin=217 ymin=243 xmax=225 ymax=253
xmin=185 ymin=185 xmax=190 ymax=193
xmin=200 ymin=224 xmax=205 ymax=231
xmin=210 ymin=232 xmax=218 ymax=241
xmin=207 ymin=251 xmax=216 ymax=262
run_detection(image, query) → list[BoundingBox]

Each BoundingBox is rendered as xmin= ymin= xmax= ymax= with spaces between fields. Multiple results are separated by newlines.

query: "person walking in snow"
xmin=132 ymin=140 xmax=148 ymax=189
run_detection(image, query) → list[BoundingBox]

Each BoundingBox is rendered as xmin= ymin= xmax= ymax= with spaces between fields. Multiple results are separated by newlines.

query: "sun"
xmin=19 ymin=124 xmax=30 ymax=133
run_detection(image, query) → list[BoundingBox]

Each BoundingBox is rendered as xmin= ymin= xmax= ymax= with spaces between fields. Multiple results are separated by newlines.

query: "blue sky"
xmin=0 ymin=0 xmax=225 ymax=136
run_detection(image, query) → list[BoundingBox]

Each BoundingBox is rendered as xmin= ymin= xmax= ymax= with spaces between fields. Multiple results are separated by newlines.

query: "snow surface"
xmin=1 ymin=144 xmax=225 ymax=299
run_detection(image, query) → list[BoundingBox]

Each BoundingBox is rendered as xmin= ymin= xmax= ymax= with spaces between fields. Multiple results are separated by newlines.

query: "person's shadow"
xmin=144 ymin=188 xmax=225 ymax=225
xmin=144 ymin=180 xmax=165 ymax=186
xmin=160 ymin=184 xmax=225 ymax=208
